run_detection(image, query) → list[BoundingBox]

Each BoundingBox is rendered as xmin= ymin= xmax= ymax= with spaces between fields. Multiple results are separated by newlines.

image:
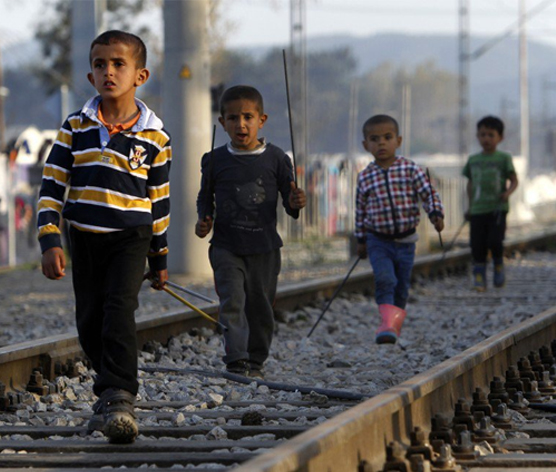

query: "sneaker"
xmin=226 ymin=360 xmax=249 ymax=376
xmin=87 ymin=398 xmax=104 ymax=432
xmin=494 ymin=264 xmax=505 ymax=288
xmin=472 ymin=264 xmax=487 ymax=292
xmin=101 ymin=388 xmax=138 ymax=444
xmin=248 ymin=363 xmax=264 ymax=380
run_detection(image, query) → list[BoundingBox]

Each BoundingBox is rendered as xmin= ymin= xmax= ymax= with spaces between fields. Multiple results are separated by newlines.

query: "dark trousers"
xmin=209 ymin=246 xmax=280 ymax=366
xmin=469 ymin=211 xmax=507 ymax=264
xmin=70 ymin=225 xmax=151 ymax=396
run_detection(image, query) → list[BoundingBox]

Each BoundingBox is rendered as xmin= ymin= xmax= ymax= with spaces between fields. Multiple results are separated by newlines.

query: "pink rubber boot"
xmin=376 ymin=304 xmax=407 ymax=344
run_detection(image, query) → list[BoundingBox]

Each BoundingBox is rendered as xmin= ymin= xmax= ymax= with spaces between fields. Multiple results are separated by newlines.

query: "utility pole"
xmin=289 ymin=0 xmax=307 ymax=237
xmin=347 ymin=79 xmax=359 ymax=160
xmin=71 ymin=0 xmax=105 ymax=111
xmin=519 ymin=0 xmax=530 ymax=173
xmin=0 ymin=47 xmax=5 ymax=153
xmin=163 ymin=0 xmax=212 ymax=275
xmin=458 ymin=0 xmax=470 ymax=163
xmin=289 ymin=0 xmax=308 ymax=170
xmin=402 ymin=82 xmax=411 ymax=157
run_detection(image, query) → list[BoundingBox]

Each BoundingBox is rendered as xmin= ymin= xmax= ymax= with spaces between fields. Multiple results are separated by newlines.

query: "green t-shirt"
xmin=462 ymin=150 xmax=515 ymax=215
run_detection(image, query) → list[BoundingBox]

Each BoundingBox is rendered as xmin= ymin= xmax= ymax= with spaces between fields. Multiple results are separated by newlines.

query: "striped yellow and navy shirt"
xmin=37 ymin=96 xmax=172 ymax=270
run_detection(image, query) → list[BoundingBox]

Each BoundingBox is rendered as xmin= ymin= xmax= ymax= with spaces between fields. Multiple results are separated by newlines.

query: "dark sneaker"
xmin=87 ymin=398 xmax=104 ymax=432
xmin=226 ymin=360 xmax=249 ymax=376
xmin=248 ymin=363 xmax=264 ymax=380
xmin=494 ymin=264 xmax=505 ymax=288
xmin=101 ymin=388 xmax=138 ymax=444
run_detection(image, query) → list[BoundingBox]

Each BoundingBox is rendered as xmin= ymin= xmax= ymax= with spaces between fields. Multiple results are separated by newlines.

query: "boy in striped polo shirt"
xmin=37 ymin=30 xmax=171 ymax=444
xmin=355 ymin=114 xmax=444 ymax=344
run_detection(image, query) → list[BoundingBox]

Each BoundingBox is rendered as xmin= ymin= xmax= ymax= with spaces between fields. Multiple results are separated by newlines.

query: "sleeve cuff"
xmin=148 ymin=253 xmax=167 ymax=272
xmin=39 ymin=233 xmax=62 ymax=254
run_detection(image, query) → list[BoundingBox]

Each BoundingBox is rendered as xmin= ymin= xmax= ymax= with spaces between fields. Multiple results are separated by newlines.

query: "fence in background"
xmin=0 ymin=153 xmax=548 ymax=268
xmin=278 ymin=157 xmax=469 ymax=254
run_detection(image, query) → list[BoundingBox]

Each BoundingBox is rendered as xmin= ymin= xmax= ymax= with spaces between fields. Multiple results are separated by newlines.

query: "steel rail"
xmin=0 ymin=226 xmax=554 ymax=391
xmin=235 ymin=251 xmax=556 ymax=472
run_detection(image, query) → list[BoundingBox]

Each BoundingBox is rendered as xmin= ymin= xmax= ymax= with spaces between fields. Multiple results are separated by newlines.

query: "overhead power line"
xmin=470 ymin=0 xmax=556 ymax=60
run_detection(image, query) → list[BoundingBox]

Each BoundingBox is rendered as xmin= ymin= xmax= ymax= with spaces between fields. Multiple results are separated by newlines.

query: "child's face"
xmin=362 ymin=122 xmax=402 ymax=168
xmin=218 ymin=99 xmax=267 ymax=151
xmin=87 ymin=42 xmax=149 ymax=104
xmin=477 ymin=126 xmax=503 ymax=154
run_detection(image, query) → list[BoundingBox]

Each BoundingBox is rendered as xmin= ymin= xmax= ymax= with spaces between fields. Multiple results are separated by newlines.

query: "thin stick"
xmin=162 ymin=286 xmax=227 ymax=332
xmin=282 ymin=49 xmax=298 ymax=187
xmin=441 ymin=218 xmax=467 ymax=262
xmin=306 ymin=256 xmax=362 ymax=338
xmin=426 ymin=168 xmax=443 ymax=248
xmin=204 ymin=124 xmax=217 ymax=220
xmin=165 ymin=280 xmax=216 ymax=304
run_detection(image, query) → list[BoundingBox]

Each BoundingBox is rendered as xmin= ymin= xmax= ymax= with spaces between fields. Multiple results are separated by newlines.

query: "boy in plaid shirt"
xmin=355 ymin=114 xmax=444 ymax=344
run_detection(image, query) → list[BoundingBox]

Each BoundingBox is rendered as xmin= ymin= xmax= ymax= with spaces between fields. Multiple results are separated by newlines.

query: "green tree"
xmin=34 ymin=0 xmax=161 ymax=95
xmin=35 ymin=0 xmax=228 ymax=96
xmin=357 ymin=61 xmax=458 ymax=154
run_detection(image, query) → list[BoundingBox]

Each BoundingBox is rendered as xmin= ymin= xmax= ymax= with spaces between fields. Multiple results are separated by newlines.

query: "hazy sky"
xmin=2 ymin=0 xmax=556 ymax=49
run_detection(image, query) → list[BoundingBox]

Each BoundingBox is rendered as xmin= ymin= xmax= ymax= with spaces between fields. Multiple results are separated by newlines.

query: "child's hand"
xmin=357 ymin=243 xmax=367 ymax=259
xmin=41 ymin=247 xmax=66 ymax=280
xmin=152 ymin=269 xmax=168 ymax=290
xmin=195 ymin=217 xmax=213 ymax=238
xmin=430 ymin=216 xmax=444 ymax=232
xmin=143 ymin=269 xmax=168 ymax=290
xmin=499 ymin=191 xmax=510 ymax=202
xmin=288 ymin=182 xmax=307 ymax=209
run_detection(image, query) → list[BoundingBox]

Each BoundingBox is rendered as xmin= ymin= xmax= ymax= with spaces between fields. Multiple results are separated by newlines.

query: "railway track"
xmin=1 ymin=226 xmax=556 ymax=470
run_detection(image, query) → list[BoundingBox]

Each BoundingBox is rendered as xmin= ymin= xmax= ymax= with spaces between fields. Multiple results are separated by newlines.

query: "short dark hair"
xmin=89 ymin=30 xmax=147 ymax=69
xmin=362 ymin=114 xmax=399 ymax=138
xmin=220 ymin=85 xmax=264 ymax=116
xmin=477 ymin=115 xmax=504 ymax=137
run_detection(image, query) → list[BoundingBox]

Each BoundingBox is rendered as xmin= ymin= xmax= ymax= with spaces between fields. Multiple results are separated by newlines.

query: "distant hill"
xmin=4 ymin=32 xmax=556 ymax=131
xmin=244 ymin=32 xmax=556 ymax=116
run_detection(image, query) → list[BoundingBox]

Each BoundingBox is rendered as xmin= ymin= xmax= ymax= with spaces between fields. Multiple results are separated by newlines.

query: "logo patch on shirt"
xmin=129 ymin=145 xmax=147 ymax=170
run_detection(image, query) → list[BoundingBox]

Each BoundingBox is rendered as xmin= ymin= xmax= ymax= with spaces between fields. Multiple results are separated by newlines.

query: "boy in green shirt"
xmin=463 ymin=116 xmax=518 ymax=291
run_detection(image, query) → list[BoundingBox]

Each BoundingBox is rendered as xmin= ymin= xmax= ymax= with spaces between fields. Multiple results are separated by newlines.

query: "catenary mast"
xmin=163 ymin=0 xmax=212 ymax=275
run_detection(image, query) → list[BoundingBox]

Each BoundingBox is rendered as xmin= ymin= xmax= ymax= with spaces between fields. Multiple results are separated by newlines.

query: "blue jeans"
xmin=366 ymin=234 xmax=416 ymax=309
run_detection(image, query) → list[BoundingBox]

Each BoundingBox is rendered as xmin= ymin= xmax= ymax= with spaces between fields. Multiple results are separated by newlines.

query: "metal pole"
xmin=71 ymin=0 xmax=104 ymax=110
xmin=347 ymin=79 xmax=359 ymax=160
xmin=458 ymin=0 xmax=470 ymax=164
xmin=7 ymin=162 xmax=15 ymax=267
xmin=163 ymin=0 xmax=212 ymax=276
xmin=519 ymin=0 xmax=530 ymax=174
xmin=60 ymin=84 xmax=70 ymax=124
xmin=0 ymin=47 xmax=4 ymax=153
xmin=289 ymin=0 xmax=307 ymax=167
xmin=402 ymin=82 xmax=411 ymax=157
xmin=290 ymin=0 xmax=307 ymax=238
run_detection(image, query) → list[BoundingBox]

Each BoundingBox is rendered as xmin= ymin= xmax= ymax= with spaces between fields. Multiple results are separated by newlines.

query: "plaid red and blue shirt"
xmin=355 ymin=156 xmax=444 ymax=242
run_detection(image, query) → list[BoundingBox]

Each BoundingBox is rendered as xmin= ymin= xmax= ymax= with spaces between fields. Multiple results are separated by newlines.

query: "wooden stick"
xmin=426 ymin=168 xmax=443 ymax=248
xmin=162 ymin=286 xmax=227 ymax=332
xmin=282 ymin=49 xmax=298 ymax=187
